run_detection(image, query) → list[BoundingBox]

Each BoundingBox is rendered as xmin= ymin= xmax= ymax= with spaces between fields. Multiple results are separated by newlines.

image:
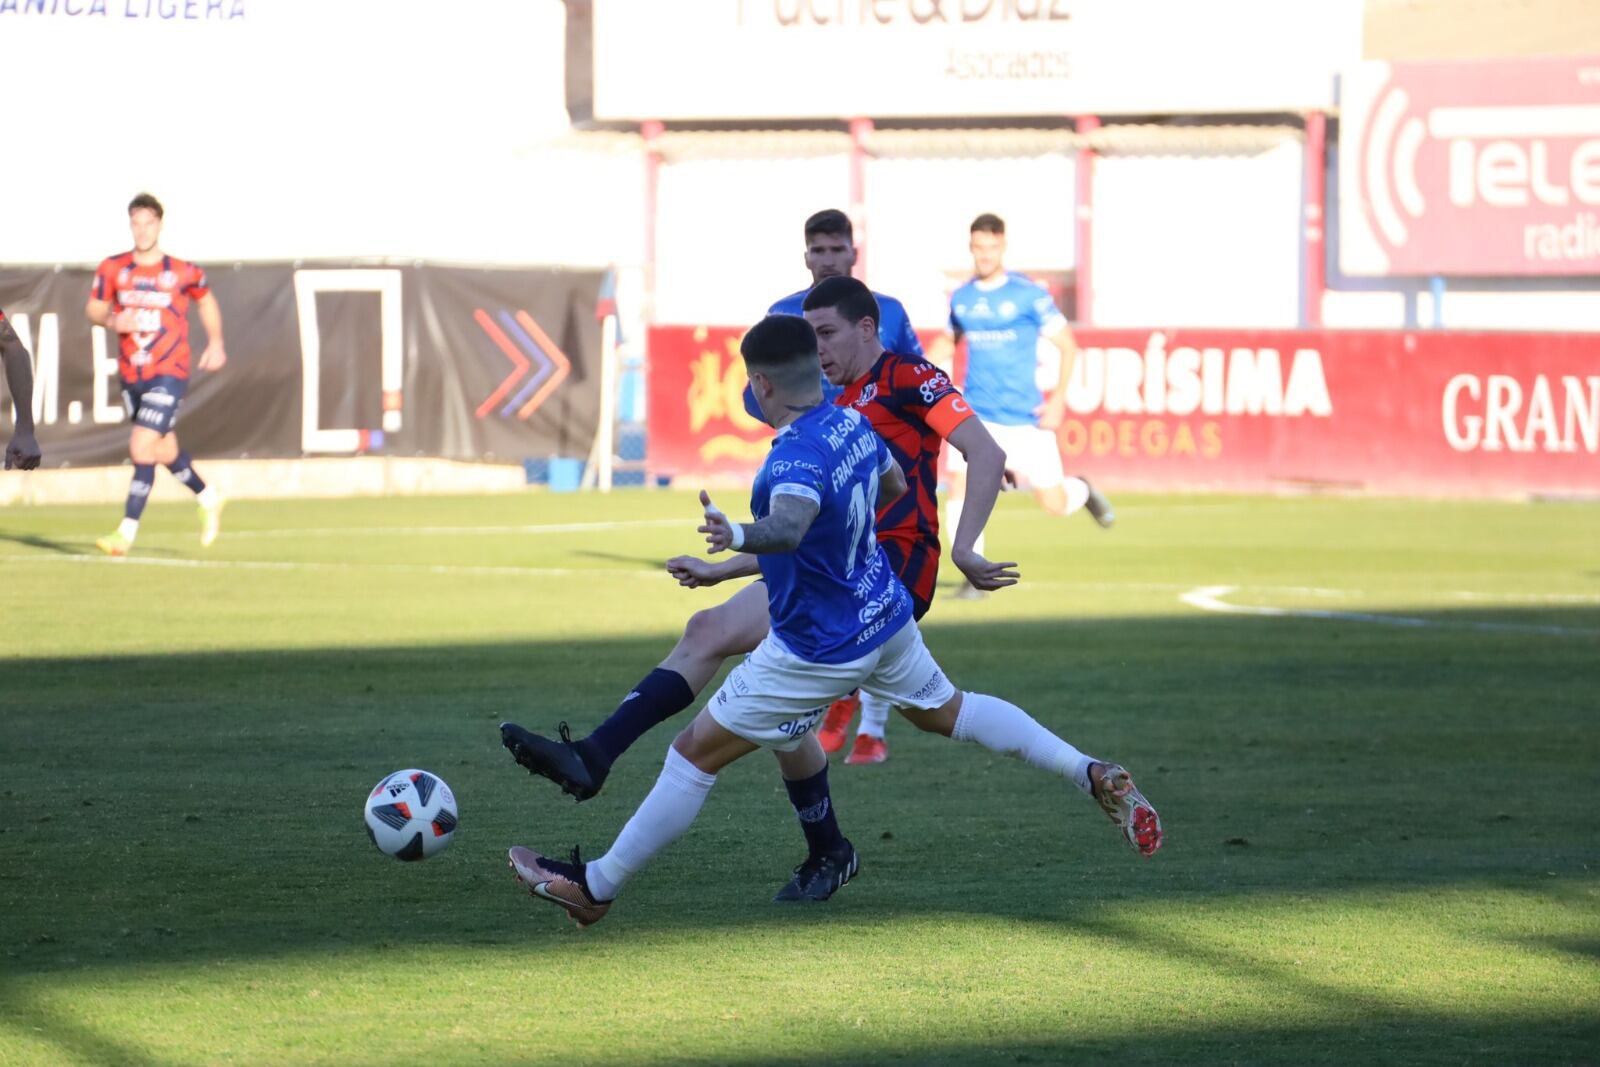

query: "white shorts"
xmin=945 ymin=416 xmax=1066 ymax=491
xmin=707 ymin=619 xmax=956 ymax=751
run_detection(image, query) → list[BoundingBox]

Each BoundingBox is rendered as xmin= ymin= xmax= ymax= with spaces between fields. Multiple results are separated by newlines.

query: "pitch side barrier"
xmin=0 ymin=263 xmax=606 ymax=475
xmin=646 ymin=326 xmax=1600 ymax=498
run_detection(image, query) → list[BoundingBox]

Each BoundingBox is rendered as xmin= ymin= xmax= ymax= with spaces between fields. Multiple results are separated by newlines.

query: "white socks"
xmin=117 ymin=518 xmax=140 ymax=541
xmin=587 ymin=747 xmax=716 ymax=900
xmin=952 ymin=691 xmax=1095 ymax=795
xmin=857 ymin=692 xmax=891 ymax=740
xmin=1061 ymin=476 xmax=1090 ymax=516
xmin=197 ymin=486 xmax=220 ymax=509
xmin=946 ymin=494 xmax=985 ymax=559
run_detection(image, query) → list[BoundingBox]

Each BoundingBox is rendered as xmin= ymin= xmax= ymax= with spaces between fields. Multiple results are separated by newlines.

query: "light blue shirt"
xmin=948 ymin=273 xmax=1067 ymax=426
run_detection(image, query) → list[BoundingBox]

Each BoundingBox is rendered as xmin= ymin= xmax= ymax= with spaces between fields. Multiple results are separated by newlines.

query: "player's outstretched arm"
xmin=699 ymin=490 xmax=819 ymax=555
xmin=944 ymin=417 xmax=1020 ymax=590
xmin=2 ymin=317 xmax=40 ymax=470
xmin=665 ymin=552 xmax=761 ymax=588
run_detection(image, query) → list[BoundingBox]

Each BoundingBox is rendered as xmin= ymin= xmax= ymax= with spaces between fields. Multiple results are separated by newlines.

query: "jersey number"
xmin=843 ymin=468 xmax=879 ymax=578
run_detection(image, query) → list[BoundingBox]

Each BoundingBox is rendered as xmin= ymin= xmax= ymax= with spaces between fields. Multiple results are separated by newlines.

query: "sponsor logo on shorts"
xmin=912 ymin=671 xmax=948 ymax=702
xmin=777 ymin=708 xmax=824 ymax=738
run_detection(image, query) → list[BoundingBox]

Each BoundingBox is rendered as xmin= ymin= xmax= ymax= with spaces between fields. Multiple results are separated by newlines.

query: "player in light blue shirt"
xmin=929 ymin=213 xmax=1115 ymax=598
xmin=744 ymin=208 xmax=921 ymax=421
xmin=505 ymin=315 xmax=1163 ymax=927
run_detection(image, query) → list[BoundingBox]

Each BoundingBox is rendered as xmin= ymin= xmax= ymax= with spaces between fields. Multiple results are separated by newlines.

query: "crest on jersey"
xmin=999 ymin=301 xmax=1017 ymax=318
xmin=158 ymin=270 xmax=178 ymax=289
xmin=853 ymin=384 xmax=878 ymax=408
xmin=117 ymin=268 xmax=132 ymax=286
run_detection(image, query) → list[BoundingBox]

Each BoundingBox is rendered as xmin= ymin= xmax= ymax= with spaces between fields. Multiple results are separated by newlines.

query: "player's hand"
xmin=665 ymin=555 xmax=723 ymax=588
xmin=1035 ymin=396 xmax=1067 ymax=431
xmin=4 ymin=430 xmax=41 ymax=471
xmin=1002 ymin=468 xmax=1019 ymax=490
xmin=952 ymin=546 xmax=1020 ymax=592
xmin=697 ymin=490 xmax=736 ymax=554
xmin=109 ymin=309 xmax=138 ymax=333
xmin=197 ymin=343 xmax=227 ymax=372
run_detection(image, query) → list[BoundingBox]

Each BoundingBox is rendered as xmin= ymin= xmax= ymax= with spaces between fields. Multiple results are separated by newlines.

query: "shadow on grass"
xmin=0 ymin=529 xmax=90 ymax=555
xmin=574 ymin=548 xmax=676 ymax=569
xmin=2 ymin=608 xmax=1597 ymax=1064
xmin=0 ymin=528 xmax=190 ymax=558
xmin=0 ymin=983 xmax=164 ymax=1067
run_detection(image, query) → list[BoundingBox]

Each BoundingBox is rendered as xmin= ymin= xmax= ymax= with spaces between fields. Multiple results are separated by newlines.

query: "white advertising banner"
xmin=1338 ymin=56 xmax=1600 ymax=277
xmin=592 ymin=0 xmax=1360 ymax=120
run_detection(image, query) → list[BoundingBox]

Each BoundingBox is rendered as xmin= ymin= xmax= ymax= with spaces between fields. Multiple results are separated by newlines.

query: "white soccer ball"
xmin=364 ymin=769 xmax=458 ymax=861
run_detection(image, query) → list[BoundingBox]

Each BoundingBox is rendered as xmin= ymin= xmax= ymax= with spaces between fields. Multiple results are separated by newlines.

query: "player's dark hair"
xmin=128 ymin=193 xmax=164 ymax=219
xmin=741 ymin=315 xmax=821 ymax=393
xmin=802 ymin=275 xmax=880 ymax=331
xmin=741 ymin=314 xmax=817 ymax=367
xmin=803 ymin=209 xmax=853 ymax=244
xmin=970 ymin=212 xmax=1005 ymax=235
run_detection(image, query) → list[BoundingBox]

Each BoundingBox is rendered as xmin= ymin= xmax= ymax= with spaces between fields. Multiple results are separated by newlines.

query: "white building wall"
xmin=1091 ymin=143 xmax=1305 ymax=328
xmin=866 ymin=154 xmax=1077 ymax=331
xmin=1 ymin=0 xmax=641 ymax=268
xmin=652 ymin=155 xmax=851 ymax=325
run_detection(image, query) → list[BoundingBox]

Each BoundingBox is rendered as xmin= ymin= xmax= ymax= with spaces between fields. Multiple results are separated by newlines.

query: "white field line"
xmin=4 ymin=549 xmax=1597 ymax=615
xmin=1 ymin=555 xmax=661 ymax=580
xmin=207 ymin=518 xmax=689 ymax=539
xmin=1180 ymin=585 xmax=1600 ymax=638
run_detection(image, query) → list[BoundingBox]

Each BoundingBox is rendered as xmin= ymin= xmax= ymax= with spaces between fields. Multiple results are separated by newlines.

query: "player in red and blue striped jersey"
xmin=801 ymin=276 xmax=1014 ymax=763
xmin=85 ymin=193 xmax=227 ymax=556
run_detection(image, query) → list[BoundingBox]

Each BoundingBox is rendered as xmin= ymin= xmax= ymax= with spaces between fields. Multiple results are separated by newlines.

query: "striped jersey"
xmin=92 ymin=253 xmax=210 ymax=382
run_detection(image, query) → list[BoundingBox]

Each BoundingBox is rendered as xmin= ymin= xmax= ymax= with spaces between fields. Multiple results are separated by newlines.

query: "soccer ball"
xmin=364 ymin=769 xmax=458 ymax=861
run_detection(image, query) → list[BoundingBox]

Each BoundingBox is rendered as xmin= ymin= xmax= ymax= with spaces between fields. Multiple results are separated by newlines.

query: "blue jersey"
xmin=948 ymin=272 xmax=1067 ymax=426
xmin=743 ymin=289 xmax=921 ymax=422
xmin=753 ymin=402 xmax=912 ymax=664
xmin=768 ymin=288 xmax=923 ymax=357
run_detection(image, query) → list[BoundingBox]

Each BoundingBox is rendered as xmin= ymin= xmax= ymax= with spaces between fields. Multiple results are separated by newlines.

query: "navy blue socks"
xmin=584 ymin=668 xmax=696 ymax=769
xmin=783 ymin=765 xmax=847 ymax=859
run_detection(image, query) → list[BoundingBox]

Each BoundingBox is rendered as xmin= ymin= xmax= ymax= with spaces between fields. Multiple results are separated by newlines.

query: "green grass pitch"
xmin=1 ymin=489 xmax=1597 ymax=1066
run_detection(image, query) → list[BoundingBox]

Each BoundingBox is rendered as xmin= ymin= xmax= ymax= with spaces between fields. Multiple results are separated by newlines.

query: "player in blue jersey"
xmin=929 ymin=214 xmax=1114 ymax=598
xmin=758 ymin=207 xmax=925 ymax=746
xmin=767 ymin=209 xmax=922 ymax=353
xmin=505 ymin=316 xmax=1162 ymax=927
xmin=743 ymin=208 xmax=921 ymax=423
xmin=503 ymin=208 xmax=933 ymax=785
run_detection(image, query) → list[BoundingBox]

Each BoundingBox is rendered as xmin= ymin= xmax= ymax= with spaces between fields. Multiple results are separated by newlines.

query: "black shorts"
xmin=121 ymin=375 xmax=187 ymax=435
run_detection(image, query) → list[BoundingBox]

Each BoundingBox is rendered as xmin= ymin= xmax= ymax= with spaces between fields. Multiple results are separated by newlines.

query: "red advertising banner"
xmin=649 ymin=326 xmax=1600 ymax=497
xmin=1339 ymin=56 xmax=1600 ymax=276
xmin=647 ymin=326 xmax=774 ymax=482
